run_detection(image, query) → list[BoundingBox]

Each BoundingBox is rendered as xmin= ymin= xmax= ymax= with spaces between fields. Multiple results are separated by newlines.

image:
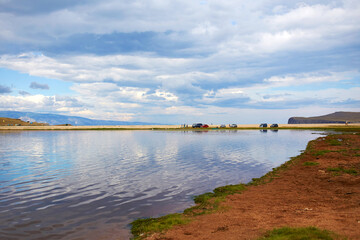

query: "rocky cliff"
xmin=288 ymin=112 xmax=360 ymax=124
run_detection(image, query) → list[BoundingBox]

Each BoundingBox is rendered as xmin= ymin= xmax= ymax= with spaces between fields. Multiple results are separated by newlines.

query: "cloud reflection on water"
xmin=0 ymin=130 xmax=322 ymax=239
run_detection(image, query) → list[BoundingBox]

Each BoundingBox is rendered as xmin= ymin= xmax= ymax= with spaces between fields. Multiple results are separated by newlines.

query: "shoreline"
xmin=132 ymin=132 xmax=360 ymax=239
xmin=1 ymin=123 xmax=360 ymax=131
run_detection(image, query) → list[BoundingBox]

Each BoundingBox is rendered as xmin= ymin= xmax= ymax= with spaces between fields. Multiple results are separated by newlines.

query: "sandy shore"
xmin=1 ymin=123 xmax=360 ymax=130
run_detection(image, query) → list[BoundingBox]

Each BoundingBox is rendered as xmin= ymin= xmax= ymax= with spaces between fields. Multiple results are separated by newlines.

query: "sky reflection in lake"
xmin=0 ymin=130 xmax=322 ymax=239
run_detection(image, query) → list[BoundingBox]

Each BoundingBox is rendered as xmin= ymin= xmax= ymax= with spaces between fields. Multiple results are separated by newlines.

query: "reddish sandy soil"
xmin=145 ymin=134 xmax=360 ymax=240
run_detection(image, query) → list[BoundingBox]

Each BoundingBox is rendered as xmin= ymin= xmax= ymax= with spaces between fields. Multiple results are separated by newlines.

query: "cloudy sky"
xmin=0 ymin=0 xmax=359 ymax=124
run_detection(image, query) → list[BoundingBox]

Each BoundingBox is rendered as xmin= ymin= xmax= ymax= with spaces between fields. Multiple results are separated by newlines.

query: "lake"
xmin=0 ymin=130 xmax=323 ymax=239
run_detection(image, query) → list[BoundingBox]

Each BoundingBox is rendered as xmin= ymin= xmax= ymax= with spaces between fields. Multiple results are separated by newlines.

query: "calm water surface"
xmin=0 ymin=130 xmax=323 ymax=239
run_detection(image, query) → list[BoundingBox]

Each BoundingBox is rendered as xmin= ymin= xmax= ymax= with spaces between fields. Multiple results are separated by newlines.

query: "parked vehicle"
xmin=229 ymin=124 xmax=237 ymax=128
xmin=202 ymin=124 xmax=209 ymax=128
xmin=220 ymin=124 xmax=226 ymax=128
xmin=270 ymin=123 xmax=278 ymax=128
xmin=192 ymin=123 xmax=203 ymax=128
xmin=259 ymin=123 xmax=268 ymax=128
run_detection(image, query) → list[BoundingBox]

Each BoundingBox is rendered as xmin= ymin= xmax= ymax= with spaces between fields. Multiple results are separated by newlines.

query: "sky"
xmin=0 ymin=0 xmax=359 ymax=124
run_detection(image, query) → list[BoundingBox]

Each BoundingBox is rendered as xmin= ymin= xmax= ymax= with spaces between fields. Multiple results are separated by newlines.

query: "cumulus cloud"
xmin=0 ymin=0 xmax=359 ymax=123
xmin=0 ymin=0 xmax=359 ymax=56
xmin=0 ymin=94 xmax=89 ymax=114
xmin=30 ymin=81 xmax=49 ymax=90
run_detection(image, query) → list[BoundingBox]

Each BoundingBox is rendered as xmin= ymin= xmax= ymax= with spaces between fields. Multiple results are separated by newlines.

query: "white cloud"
xmin=263 ymin=71 xmax=356 ymax=87
xmin=0 ymin=53 xmax=194 ymax=84
xmin=199 ymin=70 xmax=360 ymax=107
xmin=0 ymin=94 xmax=81 ymax=112
xmin=0 ymin=1 xmax=359 ymax=123
xmin=258 ymin=3 xmax=360 ymax=52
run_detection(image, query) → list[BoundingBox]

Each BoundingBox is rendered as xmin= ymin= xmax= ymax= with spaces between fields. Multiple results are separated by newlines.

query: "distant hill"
xmin=288 ymin=112 xmax=360 ymax=124
xmin=0 ymin=117 xmax=50 ymax=126
xmin=0 ymin=111 xmax=162 ymax=126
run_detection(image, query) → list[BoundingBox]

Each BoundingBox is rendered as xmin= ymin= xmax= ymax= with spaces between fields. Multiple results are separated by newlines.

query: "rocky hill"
xmin=288 ymin=112 xmax=360 ymax=124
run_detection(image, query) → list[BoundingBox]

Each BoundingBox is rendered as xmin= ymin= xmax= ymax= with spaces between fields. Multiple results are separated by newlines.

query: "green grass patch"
xmin=258 ymin=226 xmax=344 ymax=240
xmin=314 ymin=150 xmax=332 ymax=156
xmin=327 ymin=138 xmax=343 ymax=146
xmin=315 ymin=149 xmax=349 ymax=156
xmin=184 ymin=184 xmax=246 ymax=215
xmin=327 ymin=167 xmax=358 ymax=176
xmin=131 ymin=184 xmax=246 ymax=239
xmin=303 ymin=161 xmax=319 ymax=166
xmin=131 ymin=213 xmax=190 ymax=239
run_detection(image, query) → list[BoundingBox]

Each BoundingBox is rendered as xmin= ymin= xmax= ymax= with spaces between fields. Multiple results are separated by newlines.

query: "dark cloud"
xmin=201 ymin=97 xmax=251 ymax=108
xmin=30 ymin=82 xmax=49 ymax=90
xmin=245 ymin=98 xmax=335 ymax=110
xmin=18 ymin=90 xmax=31 ymax=95
xmin=0 ymin=30 xmax=195 ymax=57
xmin=55 ymin=96 xmax=89 ymax=108
xmin=332 ymin=98 xmax=360 ymax=107
xmin=104 ymin=79 xmax=159 ymax=89
xmin=0 ymin=0 xmax=94 ymax=15
xmin=0 ymin=85 xmax=12 ymax=94
xmin=263 ymin=93 xmax=292 ymax=100
xmin=44 ymin=31 xmax=192 ymax=57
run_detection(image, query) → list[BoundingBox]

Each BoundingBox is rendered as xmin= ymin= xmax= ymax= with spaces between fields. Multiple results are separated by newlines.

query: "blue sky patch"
xmin=0 ymin=0 xmax=359 ymax=123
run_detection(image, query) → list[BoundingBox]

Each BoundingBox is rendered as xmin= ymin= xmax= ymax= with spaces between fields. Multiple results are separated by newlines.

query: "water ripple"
xmin=0 ymin=130 xmax=322 ymax=239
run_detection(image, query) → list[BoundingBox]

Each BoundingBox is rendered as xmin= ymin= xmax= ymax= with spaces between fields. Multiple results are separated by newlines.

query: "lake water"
xmin=0 ymin=130 xmax=323 ymax=239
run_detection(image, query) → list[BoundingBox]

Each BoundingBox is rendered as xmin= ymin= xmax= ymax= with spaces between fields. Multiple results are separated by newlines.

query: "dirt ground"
xmin=146 ymin=134 xmax=360 ymax=240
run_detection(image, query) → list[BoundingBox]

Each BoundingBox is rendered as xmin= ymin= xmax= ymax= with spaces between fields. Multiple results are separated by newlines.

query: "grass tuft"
xmin=185 ymin=184 xmax=246 ymax=215
xmin=314 ymin=150 xmax=332 ymax=156
xmin=327 ymin=138 xmax=342 ymax=146
xmin=303 ymin=161 xmax=319 ymax=166
xmin=258 ymin=226 xmax=344 ymax=240
xmin=131 ymin=213 xmax=190 ymax=239
xmin=131 ymin=183 xmax=246 ymax=239
xmin=327 ymin=167 xmax=358 ymax=176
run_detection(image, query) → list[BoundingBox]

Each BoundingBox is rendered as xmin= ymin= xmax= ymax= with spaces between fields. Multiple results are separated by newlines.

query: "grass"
xmin=313 ymin=150 xmax=332 ymax=156
xmin=327 ymin=167 xmax=358 ymax=176
xmin=258 ymin=226 xmax=344 ymax=240
xmin=303 ymin=161 xmax=320 ymax=166
xmin=184 ymin=184 xmax=246 ymax=215
xmin=327 ymin=138 xmax=343 ymax=146
xmin=131 ymin=213 xmax=190 ymax=240
xmin=130 ymin=184 xmax=246 ymax=239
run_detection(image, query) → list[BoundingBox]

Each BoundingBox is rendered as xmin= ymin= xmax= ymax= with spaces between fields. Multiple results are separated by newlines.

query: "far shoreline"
xmin=1 ymin=123 xmax=360 ymax=131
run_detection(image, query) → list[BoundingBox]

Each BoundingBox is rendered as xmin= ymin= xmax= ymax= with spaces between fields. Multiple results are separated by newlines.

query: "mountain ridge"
xmin=0 ymin=111 xmax=162 ymax=126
